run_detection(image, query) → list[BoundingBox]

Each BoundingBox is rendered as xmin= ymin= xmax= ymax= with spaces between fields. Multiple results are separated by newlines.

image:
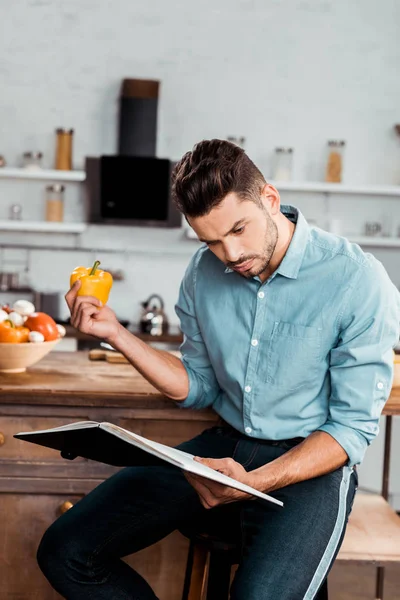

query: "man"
xmin=37 ymin=139 xmax=400 ymax=599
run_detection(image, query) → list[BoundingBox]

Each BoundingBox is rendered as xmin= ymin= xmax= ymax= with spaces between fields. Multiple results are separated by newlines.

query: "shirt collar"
xmin=224 ymin=205 xmax=309 ymax=280
xmin=276 ymin=205 xmax=309 ymax=279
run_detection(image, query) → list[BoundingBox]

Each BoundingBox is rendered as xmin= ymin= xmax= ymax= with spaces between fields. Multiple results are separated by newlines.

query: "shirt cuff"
xmin=174 ymin=360 xmax=217 ymax=410
xmin=317 ymin=421 xmax=369 ymax=466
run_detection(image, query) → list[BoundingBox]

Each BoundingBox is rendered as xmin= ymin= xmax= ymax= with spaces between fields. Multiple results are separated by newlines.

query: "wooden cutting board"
xmin=88 ymin=349 xmax=129 ymax=363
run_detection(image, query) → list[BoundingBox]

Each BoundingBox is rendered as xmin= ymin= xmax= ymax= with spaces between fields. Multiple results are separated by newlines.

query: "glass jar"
xmin=23 ymin=152 xmax=43 ymax=170
xmin=55 ymin=128 xmax=74 ymax=170
xmin=227 ymin=136 xmax=246 ymax=149
xmin=9 ymin=204 xmax=22 ymax=220
xmin=45 ymin=184 xmax=65 ymax=222
xmin=272 ymin=147 xmax=293 ymax=181
xmin=325 ymin=141 xmax=345 ymax=183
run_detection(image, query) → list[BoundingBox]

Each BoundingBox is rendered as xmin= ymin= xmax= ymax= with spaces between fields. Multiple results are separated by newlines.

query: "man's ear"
xmin=261 ymin=183 xmax=280 ymax=216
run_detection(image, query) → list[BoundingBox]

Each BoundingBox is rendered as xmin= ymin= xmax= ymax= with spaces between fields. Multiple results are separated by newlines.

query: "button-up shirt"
xmin=175 ymin=205 xmax=400 ymax=465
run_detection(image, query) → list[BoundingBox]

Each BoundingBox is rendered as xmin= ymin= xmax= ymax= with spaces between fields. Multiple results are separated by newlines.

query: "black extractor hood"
xmin=85 ymin=78 xmax=181 ymax=228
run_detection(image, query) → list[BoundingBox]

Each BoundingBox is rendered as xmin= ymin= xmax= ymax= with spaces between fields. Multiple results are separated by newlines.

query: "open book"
xmin=14 ymin=421 xmax=283 ymax=507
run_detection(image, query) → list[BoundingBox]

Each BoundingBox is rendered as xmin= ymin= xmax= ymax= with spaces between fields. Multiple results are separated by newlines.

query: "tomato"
xmin=24 ymin=312 xmax=59 ymax=341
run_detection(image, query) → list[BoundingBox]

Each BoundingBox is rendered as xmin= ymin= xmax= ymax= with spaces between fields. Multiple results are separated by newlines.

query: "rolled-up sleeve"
xmin=174 ymin=251 xmax=221 ymax=409
xmin=317 ymin=256 xmax=400 ymax=466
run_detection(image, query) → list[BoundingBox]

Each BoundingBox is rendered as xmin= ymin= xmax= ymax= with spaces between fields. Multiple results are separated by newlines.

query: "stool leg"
xmin=206 ymin=550 xmax=232 ymax=600
xmin=182 ymin=539 xmax=195 ymax=600
xmin=376 ymin=567 xmax=384 ymax=600
xmin=315 ymin=579 xmax=329 ymax=600
xmin=181 ymin=540 xmax=208 ymax=600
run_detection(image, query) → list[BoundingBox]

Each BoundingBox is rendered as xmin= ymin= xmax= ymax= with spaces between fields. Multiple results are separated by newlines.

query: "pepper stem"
xmin=6 ymin=319 xmax=15 ymax=328
xmin=89 ymin=260 xmax=101 ymax=276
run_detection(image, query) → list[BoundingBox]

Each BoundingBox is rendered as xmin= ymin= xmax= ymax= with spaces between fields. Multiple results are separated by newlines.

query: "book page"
xmin=15 ymin=420 xmax=283 ymax=507
xmin=15 ymin=421 xmax=100 ymax=436
xmin=103 ymin=423 xmax=283 ymax=507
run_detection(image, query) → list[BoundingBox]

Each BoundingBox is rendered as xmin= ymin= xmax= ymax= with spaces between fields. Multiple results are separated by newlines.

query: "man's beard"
xmin=229 ymin=211 xmax=278 ymax=279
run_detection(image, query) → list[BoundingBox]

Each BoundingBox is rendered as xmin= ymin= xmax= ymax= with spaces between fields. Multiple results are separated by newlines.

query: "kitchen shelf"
xmin=1 ymin=170 xmax=398 ymax=195
xmin=0 ymin=168 xmax=86 ymax=182
xmin=0 ymin=220 xmax=87 ymax=233
xmin=268 ymin=181 xmax=400 ymax=196
xmin=349 ymin=236 xmax=400 ymax=248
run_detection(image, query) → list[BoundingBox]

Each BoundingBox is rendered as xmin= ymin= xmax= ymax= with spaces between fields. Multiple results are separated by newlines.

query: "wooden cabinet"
xmin=0 ymin=352 xmax=217 ymax=599
xmin=1 ymin=493 xmax=83 ymax=599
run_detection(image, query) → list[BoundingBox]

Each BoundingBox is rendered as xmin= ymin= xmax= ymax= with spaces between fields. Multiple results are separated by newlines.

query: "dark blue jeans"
xmin=37 ymin=425 xmax=357 ymax=599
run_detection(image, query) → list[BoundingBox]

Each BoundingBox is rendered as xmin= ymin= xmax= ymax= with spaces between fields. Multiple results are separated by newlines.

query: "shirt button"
xmin=245 ymin=427 xmax=252 ymax=434
xmin=244 ymin=385 xmax=252 ymax=393
xmin=251 ymin=339 xmax=258 ymax=347
xmin=377 ymin=381 xmax=384 ymax=390
xmin=258 ymin=291 xmax=265 ymax=299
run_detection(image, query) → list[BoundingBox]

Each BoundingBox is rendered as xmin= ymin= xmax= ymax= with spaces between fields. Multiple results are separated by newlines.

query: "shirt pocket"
xmin=260 ymin=321 xmax=322 ymax=391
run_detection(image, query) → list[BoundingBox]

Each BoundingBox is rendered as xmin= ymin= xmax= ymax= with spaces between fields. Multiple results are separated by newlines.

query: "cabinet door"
xmin=1 ymin=493 xmax=81 ymax=599
xmin=1 ymin=493 xmax=189 ymax=600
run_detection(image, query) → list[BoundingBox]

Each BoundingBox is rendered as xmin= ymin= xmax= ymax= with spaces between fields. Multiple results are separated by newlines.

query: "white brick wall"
xmin=1 ymin=0 xmax=400 ymax=505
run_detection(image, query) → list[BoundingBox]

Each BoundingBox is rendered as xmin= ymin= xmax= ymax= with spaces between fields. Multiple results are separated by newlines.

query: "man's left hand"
xmin=184 ymin=456 xmax=257 ymax=509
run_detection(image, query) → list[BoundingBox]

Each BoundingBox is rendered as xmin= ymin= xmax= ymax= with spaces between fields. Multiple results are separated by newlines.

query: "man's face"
xmin=188 ymin=192 xmax=278 ymax=279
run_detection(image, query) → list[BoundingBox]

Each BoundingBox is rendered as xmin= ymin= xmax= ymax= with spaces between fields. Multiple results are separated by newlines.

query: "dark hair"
xmin=171 ymin=139 xmax=266 ymax=218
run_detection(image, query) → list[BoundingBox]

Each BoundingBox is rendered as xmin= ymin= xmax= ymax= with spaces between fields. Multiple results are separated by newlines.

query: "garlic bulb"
xmin=0 ymin=309 xmax=8 ymax=323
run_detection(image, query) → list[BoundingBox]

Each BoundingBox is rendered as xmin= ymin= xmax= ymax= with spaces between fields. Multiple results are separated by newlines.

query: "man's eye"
xmin=234 ymin=227 xmax=245 ymax=235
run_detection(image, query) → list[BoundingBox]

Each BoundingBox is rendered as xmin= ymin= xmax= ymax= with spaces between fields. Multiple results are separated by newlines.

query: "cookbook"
xmin=14 ymin=421 xmax=283 ymax=507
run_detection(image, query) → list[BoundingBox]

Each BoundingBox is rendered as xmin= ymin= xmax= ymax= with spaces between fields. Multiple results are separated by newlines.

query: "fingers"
xmin=184 ymin=472 xmax=216 ymax=509
xmin=70 ymin=301 xmax=101 ymax=331
xmin=64 ymin=281 xmax=81 ymax=312
xmin=65 ymin=279 xmax=103 ymax=322
xmin=194 ymin=456 xmax=235 ymax=473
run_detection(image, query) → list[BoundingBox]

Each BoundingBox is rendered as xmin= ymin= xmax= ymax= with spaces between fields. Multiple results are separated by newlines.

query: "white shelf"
xmin=0 ymin=220 xmax=87 ymax=233
xmin=349 ymin=236 xmax=400 ymax=248
xmin=0 ymin=168 xmax=86 ymax=182
xmin=269 ymin=181 xmax=400 ymax=196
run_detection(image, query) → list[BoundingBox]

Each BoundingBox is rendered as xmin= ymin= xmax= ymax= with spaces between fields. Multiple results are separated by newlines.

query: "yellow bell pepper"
xmin=70 ymin=261 xmax=113 ymax=305
xmin=0 ymin=319 xmax=30 ymax=343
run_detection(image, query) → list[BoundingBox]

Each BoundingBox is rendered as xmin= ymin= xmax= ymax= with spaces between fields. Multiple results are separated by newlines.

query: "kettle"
xmin=139 ymin=294 xmax=169 ymax=336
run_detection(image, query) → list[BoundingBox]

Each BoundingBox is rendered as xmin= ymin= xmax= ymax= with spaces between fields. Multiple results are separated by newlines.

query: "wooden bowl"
xmin=0 ymin=340 xmax=60 ymax=373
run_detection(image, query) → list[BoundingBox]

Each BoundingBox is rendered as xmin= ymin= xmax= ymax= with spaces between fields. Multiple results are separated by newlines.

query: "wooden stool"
xmin=181 ymin=531 xmax=329 ymax=600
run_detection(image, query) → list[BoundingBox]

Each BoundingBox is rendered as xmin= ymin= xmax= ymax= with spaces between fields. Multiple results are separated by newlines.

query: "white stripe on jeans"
xmin=303 ymin=466 xmax=353 ymax=600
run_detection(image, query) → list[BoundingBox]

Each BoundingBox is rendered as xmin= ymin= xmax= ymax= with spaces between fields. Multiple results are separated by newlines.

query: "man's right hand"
xmin=65 ymin=280 xmax=121 ymax=344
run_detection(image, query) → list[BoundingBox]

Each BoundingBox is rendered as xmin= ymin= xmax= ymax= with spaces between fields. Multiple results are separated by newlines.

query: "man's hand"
xmin=65 ymin=280 xmax=121 ymax=343
xmin=185 ymin=457 xmax=257 ymax=509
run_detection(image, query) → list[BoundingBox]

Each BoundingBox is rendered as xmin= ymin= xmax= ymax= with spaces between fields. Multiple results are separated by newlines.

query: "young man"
xmin=38 ymin=140 xmax=400 ymax=599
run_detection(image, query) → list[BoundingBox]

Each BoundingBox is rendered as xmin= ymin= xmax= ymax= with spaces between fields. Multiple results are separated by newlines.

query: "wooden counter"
xmin=0 ymin=351 xmax=175 ymax=407
xmin=382 ymin=385 xmax=400 ymax=415
xmin=0 ymin=352 xmax=216 ymax=600
xmin=1 ymin=352 xmax=399 ymax=599
xmin=2 ymin=350 xmax=399 ymax=414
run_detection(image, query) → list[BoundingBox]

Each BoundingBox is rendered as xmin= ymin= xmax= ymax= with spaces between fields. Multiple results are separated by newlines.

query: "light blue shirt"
xmin=175 ymin=205 xmax=400 ymax=466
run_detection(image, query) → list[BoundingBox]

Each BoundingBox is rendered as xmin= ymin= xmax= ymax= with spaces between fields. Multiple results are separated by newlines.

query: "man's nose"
xmin=224 ymin=241 xmax=242 ymax=264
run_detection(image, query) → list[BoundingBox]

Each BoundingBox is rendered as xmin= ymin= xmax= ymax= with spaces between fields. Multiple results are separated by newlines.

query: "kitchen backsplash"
xmin=0 ymin=226 xmax=198 ymax=326
xmin=3 ymin=185 xmax=400 ymax=327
